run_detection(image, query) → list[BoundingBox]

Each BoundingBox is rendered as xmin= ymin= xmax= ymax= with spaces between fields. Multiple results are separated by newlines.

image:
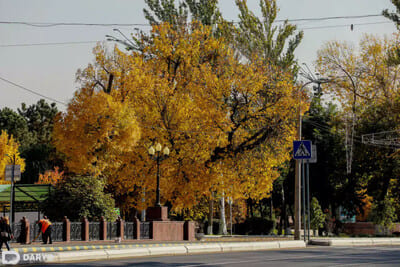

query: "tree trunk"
xmin=207 ymin=193 xmax=214 ymax=235
xmin=218 ymin=194 xmax=227 ymax=235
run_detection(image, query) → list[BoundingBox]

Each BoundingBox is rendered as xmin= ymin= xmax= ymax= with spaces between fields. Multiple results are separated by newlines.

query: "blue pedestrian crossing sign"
xmin=293 ymin=140 xmax=312 ymax=159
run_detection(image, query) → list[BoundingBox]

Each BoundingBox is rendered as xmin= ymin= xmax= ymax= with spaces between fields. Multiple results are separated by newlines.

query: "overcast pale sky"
xmin=0 ymin=0 xmax=397 ymax=111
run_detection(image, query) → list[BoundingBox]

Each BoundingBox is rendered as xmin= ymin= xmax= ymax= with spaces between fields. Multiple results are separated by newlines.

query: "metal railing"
xmin=124 ymin=222 xmax=134 ymax=240
xmin=89 ymin=222 xmax=100 ymax=241
xmin=70 ymin=222 xmax=82 ymax=241
xmin=10 ymin=222 xmax=22 ymax=243
xmin=11 ymin=220 xmax=149 ymax=243
xmin=140 ymin=222 xmax=151 ymax=239
xmin=29 ymin=223 xmax=40 ymax=243
xmin=107 ymin=222 xmax=118 ymax=240
xmin=52 ymin=222 xmax=63 ymax=242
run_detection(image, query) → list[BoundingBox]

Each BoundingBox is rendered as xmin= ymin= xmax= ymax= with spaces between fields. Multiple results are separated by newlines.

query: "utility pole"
xmin=294 ymin=64 xmax=332 ymax=240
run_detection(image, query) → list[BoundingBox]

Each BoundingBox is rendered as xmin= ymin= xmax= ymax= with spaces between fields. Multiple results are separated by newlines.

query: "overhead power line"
xmin=300 ymin=20 xmax=391 ymax=30
xmin=0 ymin=14 xmax=384 ymax=28
xmin=0 ymin=21 xmax=393 ymax=48
xmin=0 ymin=76 xmax=68 ymax=106
xmin=0 ymin=41 xmax=98 ymax=47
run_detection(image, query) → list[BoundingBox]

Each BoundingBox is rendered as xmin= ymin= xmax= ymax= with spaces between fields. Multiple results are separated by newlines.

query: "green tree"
xmin=296 ymin=95 xmax=353 ymax=218
xmin=0 ymin=100 xmax=61 ymax=184
xmin=383 ymin=0 xmax=400 ymax=65
xmin=383 ymin=0 xmax=400 ymax=28
xmin=18 ymin=99 xmax=58 ymax=144
xmin=0 ymin=107 xmax=33 ymax=149
xmin=369 ymin=196 xmax=397 ymax=234
xmin=41 ymin=175 xmax=117 ymax=221
xmin=235 ymin=0 xmax=303 ymax=72
xmin=310 ymin=197 xmax=326 ymax=231
xmin=144 ymin=0 xmax=189 ymax=27
xmin=17 ymin=100 xmax=60 ymax=183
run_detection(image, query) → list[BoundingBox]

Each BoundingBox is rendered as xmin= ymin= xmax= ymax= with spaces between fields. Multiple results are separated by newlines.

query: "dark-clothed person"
xmin=0 ymin=217 xmax=12 ymax=251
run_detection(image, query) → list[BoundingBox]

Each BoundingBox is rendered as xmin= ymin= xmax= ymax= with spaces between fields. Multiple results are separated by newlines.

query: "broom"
xmin=28 ymin=231 xmax=41 ymax=244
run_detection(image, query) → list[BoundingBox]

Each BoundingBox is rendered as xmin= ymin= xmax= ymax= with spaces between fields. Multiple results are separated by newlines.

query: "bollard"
xmin=117 ymin=216 xmax=124 ymax=241
xmin=81 ymin=216 xmax=89 ymax=241
xmin=20 ymin=217 xmax=29 ymax=244
xmin=100 ymin=216 xmax=107 ymax=240
xmin=63 ymin=216 xmax=70 ymax=242
xmin=134 ymin=217 xmax=140 ymax=240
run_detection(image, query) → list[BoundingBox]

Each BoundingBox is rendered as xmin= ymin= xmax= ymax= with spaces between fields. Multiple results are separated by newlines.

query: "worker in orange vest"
xmin=37 ymin=216 xmax=52 ymax=244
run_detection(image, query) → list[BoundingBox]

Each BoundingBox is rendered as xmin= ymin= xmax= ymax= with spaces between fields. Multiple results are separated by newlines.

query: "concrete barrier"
xmin=185 ymin=243 xmax=223 ymax=254
xmin=390 ymin=238 xmax=400 ymax=245
xmin=149 ymin=246 xmax=188 ymax=256
xmin=279 ymin=240 xmax=306 ymax=248
xmin=372 ymin=238 xmax=393 ymax=246
xmin=220 ymin=241 xmax=280 ymax=252
xmin=326 ymin=239 xmax=357 ymax=246
xmin=311 ymin=238 xmax=400 ymax=247
xmin=251 ymin=241 xmax=280 ymax=250
xmin=106 ymin=248 xmax=151 ymax=259
xmin=50 ymin=250 xmax=109 ymax=263
xmin=352 ymin=238 xmax=373 ymax=246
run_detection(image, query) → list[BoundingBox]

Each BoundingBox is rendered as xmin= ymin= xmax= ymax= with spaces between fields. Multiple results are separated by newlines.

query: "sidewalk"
xmin=8 ymin=235 xmax=294 ymax=253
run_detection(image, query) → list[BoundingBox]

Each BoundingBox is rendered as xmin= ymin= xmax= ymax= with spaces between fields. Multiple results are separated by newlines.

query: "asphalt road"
xmin=37 ymin=246 xmax=400 ymax=267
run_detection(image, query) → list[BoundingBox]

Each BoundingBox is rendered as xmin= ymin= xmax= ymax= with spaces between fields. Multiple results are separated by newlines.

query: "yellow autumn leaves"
xmin=53 ymin=23 xmax=300 ymax=212
xmin=0 ymin=130 xmax=25 ymax=184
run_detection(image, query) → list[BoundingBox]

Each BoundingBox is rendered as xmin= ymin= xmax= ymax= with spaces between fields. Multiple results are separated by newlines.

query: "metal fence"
xmin=10 ymin=220 xmax=147 ymax=243
xmin=29 ymin=223 xmax=40 ymax=243
xmin=89 ymin=222 xmax=100 ymax=241
xmin=70 ymin=222 xmax=82 ymax=241
xmin=107 ymin=222 xmax=118 ymax=240
xmin=52 ymin=222 xmax=63 ymax=242
xmin=10 ymin=222 xmax=22 ymax=243
xmin=124 ymin=222 xmax=135 ymax=240
xmin=140 ymin=222 xmax=151 ymax=239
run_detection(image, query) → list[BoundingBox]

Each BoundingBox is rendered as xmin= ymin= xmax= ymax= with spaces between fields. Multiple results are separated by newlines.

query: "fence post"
xmin=20 ymin=217 xmax=29 ymax=244
xmin=117 ymin=216 xmax=124 ymax=241
xmin=63 ymin=216 xmax=70 ymax=242
xmin=134 ymin=217 xmax=140 ymax=240
xmin=100 ymin=216 xmax=107 ymax=240
xmin=81 ymin=217 xmax=89 ymax=241
xmin=184 ymin=221 xmax=195 ymax=241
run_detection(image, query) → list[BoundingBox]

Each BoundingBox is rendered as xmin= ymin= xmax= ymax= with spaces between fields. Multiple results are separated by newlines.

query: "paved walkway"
xmin=7 ymin=236 xmax=293 ymax=253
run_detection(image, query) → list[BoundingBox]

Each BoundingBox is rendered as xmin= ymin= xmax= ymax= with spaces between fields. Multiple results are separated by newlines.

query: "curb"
xmin=11 ymin=243 xmax=188 ymax=254
xmin=309 ymin=238 xmax=400 ymax=247
xmin=26 ymin=241 xmax=306 ymax=264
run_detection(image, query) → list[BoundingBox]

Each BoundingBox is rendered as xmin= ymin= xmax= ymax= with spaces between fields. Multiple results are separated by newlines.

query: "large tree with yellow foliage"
xmin=0 ymin=130 xmax=25 ymax=184
xmin=54 ymin=22 xmax=300 ymax=216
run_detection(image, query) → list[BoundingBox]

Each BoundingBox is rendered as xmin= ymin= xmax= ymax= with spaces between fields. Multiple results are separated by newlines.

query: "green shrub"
xmin=41 ymin=175 xmax=117 ymax=221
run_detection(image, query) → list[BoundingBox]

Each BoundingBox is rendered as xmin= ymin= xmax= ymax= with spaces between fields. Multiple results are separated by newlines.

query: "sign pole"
xmin=306 ymin=160 xmax=310 ymax=242
xmin=301 ymin=159 xmax=306 ymax=242
xmin=293 ymin=140 xmax=312 ymax=242
xmin=295 ymin=161 xmax=301 ymax=240
xmin=10 ymin=155 xmax=15 ymax=227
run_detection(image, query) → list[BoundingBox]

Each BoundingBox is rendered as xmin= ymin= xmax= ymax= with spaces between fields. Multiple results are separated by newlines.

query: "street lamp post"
xmin=148 ymin=143 xmax=170 ymax=207
xmin=294 ymin=73 xmax=331 ymax=240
